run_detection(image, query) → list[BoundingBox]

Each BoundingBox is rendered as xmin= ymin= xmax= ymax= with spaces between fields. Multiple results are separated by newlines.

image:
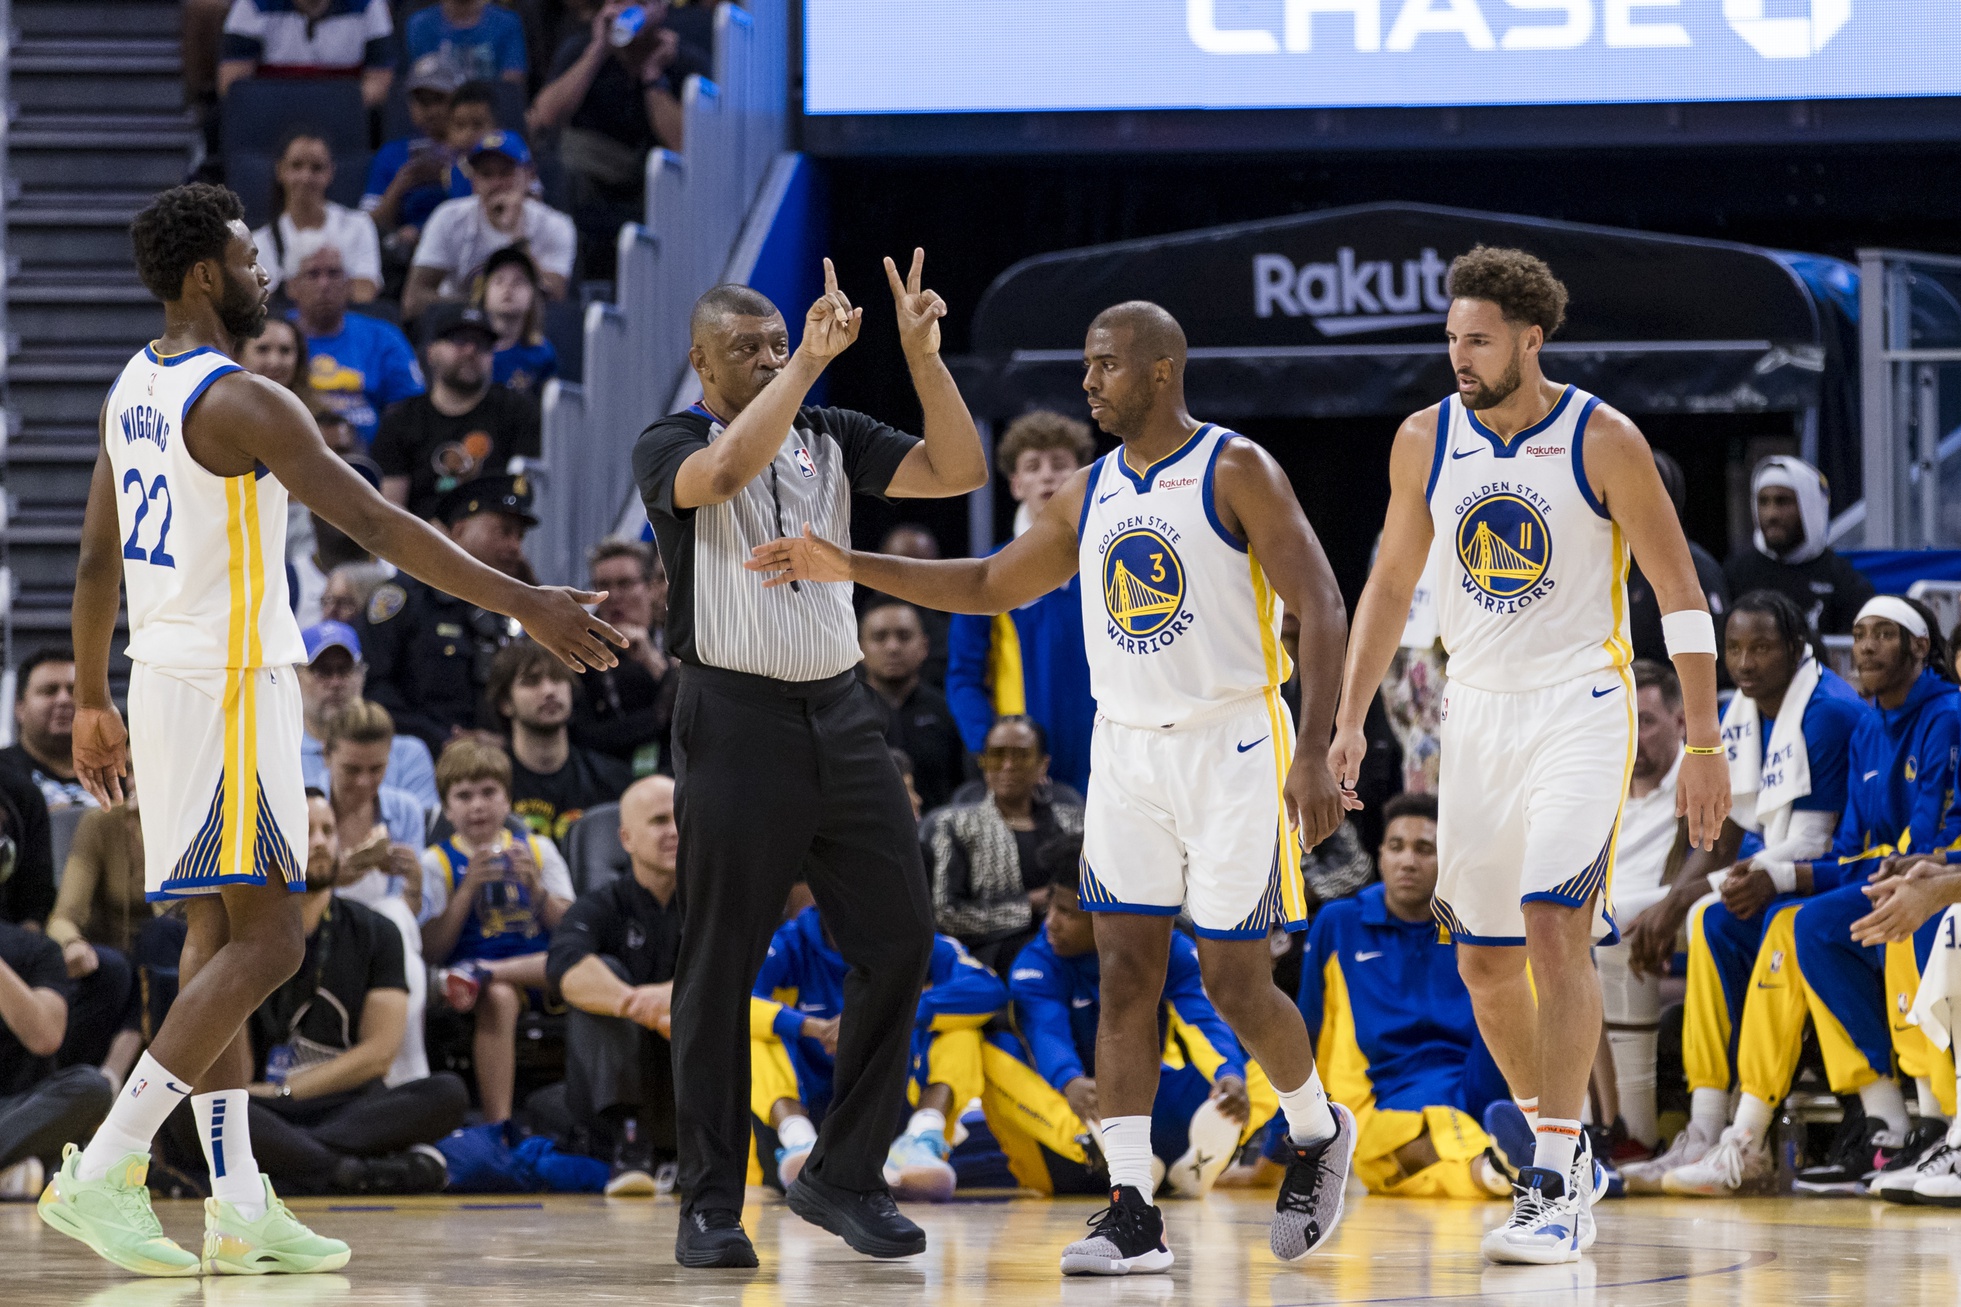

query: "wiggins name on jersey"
xmin=1077 ymin=423 xmax=1290 ymax=730
xmin=1425 ymin=385 xmax=1631 ymax=695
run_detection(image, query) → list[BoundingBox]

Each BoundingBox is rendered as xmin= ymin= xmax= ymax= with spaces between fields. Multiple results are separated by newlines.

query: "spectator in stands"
xmin=230 ymin=792 xmax=463 ymax=1195
xmin=528 ymin=0 xmax=699 ymax=271
xmin=1292 ymin=793 xmax=1511 ymax=1198
xmin=419 ymin=739 xmax=575 ymax=1123
xmin=548 ymin=775 xmax=683 ymax=1194
xmin=360 ymin=475 xmax=537 ymax=753
xmin=4 ymin=648 xmax=95 ymax=811
xmin=972 ymin=836 xmax=1276 ymax=1198
xmin=291 ymin=245 xmax=425 ymax=446
xmin=478 ymin=247 xmax=558 ymax=399
xmin=375 ymin=305 xmax=540 ymax=520
xmin=322 ymin=560 xmax=391 ymax=629
xmin=1725 ymin=455 xmax=1873 ymax=636
xmin=875 ymin=526 xmax=951 ymax=689
xmin=240 ymin=316 xmax=313 ymax=403
xmin=219 ymin=0 xmax=395 ymax=108
xmin=40 ymin=782 xmax=144 ymax=1092
xmin=405 ymin=0 xmax=528 ymax=85
xmin=362 ymin=55 xmax=469 ymax=260
xmin=751 ymin=904 xmax=1006 ymax=1201
xmin=254 ymin=130 xmax=382 ymax=302
xmin=490 ymin=640 xmax=632 ymax=848
xmin=1627 ymin=450 xmax=1729 ymax=666
xmin=920 ymin=716 xmax=1077 ymax=972
xmin=0 ymin=918 xmax=109 ymax=1201
xmin=290 ymin=405 xmax=383 ymax=622
xmin=405 ymin=133 xmax=575 ymax=321
xmin=572 ymin=540 xmax=671 ymax=774
xmin=945 ymin=411 xmax=1098 ymax=795
xmin=0 ymin=756 xmax=55 ymax=931
xmin=860 ymin=600 xmax=970 ymax=814
xmin=298 ymin=621 xmax=439 ymax=809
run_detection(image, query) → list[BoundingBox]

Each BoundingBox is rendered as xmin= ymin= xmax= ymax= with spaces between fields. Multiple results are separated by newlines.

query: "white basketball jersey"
xmin=103 ymin=344 xmax=306 ymax=672
xmin=1078 ymin=424 xmax=1290 ymax=730
xmin=1426 ymin=384 xmax=1630 ymax=694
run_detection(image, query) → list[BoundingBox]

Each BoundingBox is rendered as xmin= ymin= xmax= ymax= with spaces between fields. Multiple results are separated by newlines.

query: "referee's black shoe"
xmin=786 ymin=1173 xmax=927 ymax=1258
xmin=674 ymin=1207 xmax=759 ymax=1268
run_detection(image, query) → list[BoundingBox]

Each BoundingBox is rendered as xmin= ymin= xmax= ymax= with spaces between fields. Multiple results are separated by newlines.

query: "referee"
xmin=632 ymin=253 xmax=986 ymax=1268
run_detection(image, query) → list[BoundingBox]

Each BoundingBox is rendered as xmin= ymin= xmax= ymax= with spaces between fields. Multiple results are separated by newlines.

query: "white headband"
xmin=1856 ymin=595 xmax=1929 ymax=640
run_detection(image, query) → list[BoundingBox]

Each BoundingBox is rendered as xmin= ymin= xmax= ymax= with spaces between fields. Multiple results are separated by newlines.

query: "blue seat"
xmin=222 ymin=78 xmax=372 ymax=228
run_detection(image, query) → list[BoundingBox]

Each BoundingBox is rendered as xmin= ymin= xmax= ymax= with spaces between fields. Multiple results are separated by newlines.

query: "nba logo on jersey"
xmin=1102 ymin=527 xmax=1190 ymax=653
xmin=793 ymin=445 xmax=817 ymax=479
xmin=1453 ymin=485 xmax=1555 ymax=614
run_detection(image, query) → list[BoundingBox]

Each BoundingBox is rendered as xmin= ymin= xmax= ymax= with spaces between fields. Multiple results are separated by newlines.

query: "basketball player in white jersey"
xmin=1329 ymin=247 xmax=1729 ymax=1265
xmin=38 ymin=184 xmax=622 ymax=1276
xmin=747 ymin=301 xmax=1356 ymax=1275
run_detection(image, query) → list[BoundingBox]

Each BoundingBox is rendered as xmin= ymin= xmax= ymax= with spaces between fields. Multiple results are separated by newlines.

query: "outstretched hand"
xmin=72 ymin=706 xmax=129 ymax=807
xmin=746 ymin=524 xmax=853 ymax=588
xmin=885 ymin=248 xmax=946 ymax=359
xmin=515 ymin=586 xmax=628 ymax=672
xmin=801 ymin=258 xmax=862 ymax=361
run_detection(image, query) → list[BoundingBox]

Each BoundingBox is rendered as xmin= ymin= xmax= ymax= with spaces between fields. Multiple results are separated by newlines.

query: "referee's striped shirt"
xmin=633 ymin=402 xmax=920 ymax=683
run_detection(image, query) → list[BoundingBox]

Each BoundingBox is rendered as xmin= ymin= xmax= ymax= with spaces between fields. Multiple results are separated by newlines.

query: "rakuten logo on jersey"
xmin=1253 ymin=247 xmax=1451 ymax=336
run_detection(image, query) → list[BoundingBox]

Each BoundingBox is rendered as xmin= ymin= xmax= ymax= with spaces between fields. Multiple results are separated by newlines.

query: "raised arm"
xmin=1587 ymin=406 xmax=1729 ymax=848
xmin=878 ymin=250 xmax=986 ymax=499
xmin=70 ymin=412 xmax=132 ymax=805
xmin=1330 ymin=409 xmax=1438 ymax=801
xmin=746 ymin=466 xmax=1088 ymax=614
xmin=1213 ymin=437 xmax=1348 ymax=846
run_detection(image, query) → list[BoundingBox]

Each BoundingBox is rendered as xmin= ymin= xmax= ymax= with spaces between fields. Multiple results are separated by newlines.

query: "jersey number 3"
xmin=120 ymin=469 xmax=176 ymax=568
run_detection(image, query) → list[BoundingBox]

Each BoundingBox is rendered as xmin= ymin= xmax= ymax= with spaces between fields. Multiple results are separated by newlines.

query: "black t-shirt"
xmin=870 ymin=680 xmax=974 ymax=814
xmin=0 ymin=755 xmax=54 ymax=927
xmin=1628 ymin=541 xmax=1732 ymax=669
xmin=510 ymin=745 xmax=634 ymax=848
xmin=548 ymin=25 xmax=711 ymax=153
xmin=249 ymin=897 xmax=406 ymax=1078
xmin=371 ymin=386 xmax=541 ymax=519
xmin=546 ymin=872 xmax=681 ymax=991
xmin=1723 ymin=546 xmax=1876 ymax=637
xmin=0 ymin=919 xmax=71 ymax=1095
xmin=571 ymin=657 xmax=671 ymax=770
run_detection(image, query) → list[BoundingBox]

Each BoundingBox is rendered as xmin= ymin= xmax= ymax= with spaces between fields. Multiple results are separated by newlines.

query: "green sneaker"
xmin=38 ymin=1143 xmax=201 ymax=1277
xmin=202 ymin=1175 xmax=350 ymax=1275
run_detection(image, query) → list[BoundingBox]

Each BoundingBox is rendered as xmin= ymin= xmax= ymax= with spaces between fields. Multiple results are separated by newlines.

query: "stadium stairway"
xmin=4 ymin=0 xmax=188 ymax=673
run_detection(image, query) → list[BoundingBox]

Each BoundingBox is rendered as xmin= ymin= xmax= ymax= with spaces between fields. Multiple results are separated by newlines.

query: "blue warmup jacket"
xmin=1813 ymin=669 xmax=1961 ymax=887
xmin=1007 ymin=929 xmax=1246 ymax=1091
xmin=945 ymin=557 xmax=1096 ymax=796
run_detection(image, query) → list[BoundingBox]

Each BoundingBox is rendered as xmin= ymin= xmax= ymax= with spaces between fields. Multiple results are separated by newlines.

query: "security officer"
xmin=359 ymin=474 xmax=535 ymax=754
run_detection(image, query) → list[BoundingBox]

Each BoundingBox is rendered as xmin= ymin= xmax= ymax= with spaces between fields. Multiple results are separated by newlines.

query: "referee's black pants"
xmin=669 ymin=665 xmax=934 ymax=1215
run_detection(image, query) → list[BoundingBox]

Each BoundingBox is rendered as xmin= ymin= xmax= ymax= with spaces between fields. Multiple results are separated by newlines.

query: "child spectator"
xmin=477 ymin=247 xmax=558 ymax=399
xmin=290 ymin=246 xmax=425 ymax=445
xmin=254 ymin=130 xmax=382 ymax=302
xmin=405 ymin=0 xmax=527 ymax=85
xmin=362 ymin=56 xmax=473 ymax=258
xmin=419 ymin=739 xmax=575 ymax=1123
xmin=489 ymin=640 xmax=632 ymax=849
xmin=405 ymin=132 xmax=575 ymax=320
xmin=219 ymin=0 xmax=395 ymax=108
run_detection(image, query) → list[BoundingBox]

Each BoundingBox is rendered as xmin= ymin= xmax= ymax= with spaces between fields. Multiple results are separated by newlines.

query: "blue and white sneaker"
xmin=776 ymin=1137 xmax=814 ymax=1191
xmin=883 ymin=1129 xmax=956 ymax=1202
xmin=1482 ymin=1166 xmax=1587 ymax=1265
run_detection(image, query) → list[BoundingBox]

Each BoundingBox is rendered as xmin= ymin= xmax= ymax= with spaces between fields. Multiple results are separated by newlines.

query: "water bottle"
xmin=266 ymin=1044 xmax=295 ymax=1087
xmin=479 ymin=851 xmax=513 ymax=914
xmin=609 ymin=5 xmax=647 ymax=47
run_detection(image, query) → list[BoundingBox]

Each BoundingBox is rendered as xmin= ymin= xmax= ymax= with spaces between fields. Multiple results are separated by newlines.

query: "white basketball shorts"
xmin=1434 ymin=667 xmax=1633 ymax=947
xmin=130 ymin=662 xmax=308 ymax=902
xmin=1079 ymin=689 xmax=1307 ymax=939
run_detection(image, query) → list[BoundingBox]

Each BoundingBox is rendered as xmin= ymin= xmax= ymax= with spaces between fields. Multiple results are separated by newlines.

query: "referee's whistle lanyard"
xmin=693 ymin=399 xmax=802 ymax=594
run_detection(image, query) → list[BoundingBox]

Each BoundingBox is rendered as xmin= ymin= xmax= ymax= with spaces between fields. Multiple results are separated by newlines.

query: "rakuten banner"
xmin=804 ymin=1 xmax=1959 ymax=115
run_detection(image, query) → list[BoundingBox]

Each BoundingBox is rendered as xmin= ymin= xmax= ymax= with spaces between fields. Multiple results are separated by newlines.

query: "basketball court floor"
xmin=10 ymin=1188 xmax=1958 ymax=1306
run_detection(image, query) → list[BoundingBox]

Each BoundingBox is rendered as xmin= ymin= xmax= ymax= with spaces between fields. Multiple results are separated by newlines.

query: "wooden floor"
xmin=10 ymin=1187 xmax=1960 ymax=1306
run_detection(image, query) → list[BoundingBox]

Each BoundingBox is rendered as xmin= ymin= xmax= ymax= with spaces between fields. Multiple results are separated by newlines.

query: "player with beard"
xmin=1329 ymin=247 xmax=1729 ymax=1265
xmin=37 ymin=183 xmax=623 ymax=1277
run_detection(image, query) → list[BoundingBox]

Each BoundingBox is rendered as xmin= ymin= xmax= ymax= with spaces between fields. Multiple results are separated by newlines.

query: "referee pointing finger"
xmin=633 ymin=254 xmax=988 ymax=1268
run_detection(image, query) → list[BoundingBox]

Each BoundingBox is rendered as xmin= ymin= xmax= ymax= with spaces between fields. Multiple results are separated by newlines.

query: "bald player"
xmin=748 ymin=301 xmax=1356 ymax=1276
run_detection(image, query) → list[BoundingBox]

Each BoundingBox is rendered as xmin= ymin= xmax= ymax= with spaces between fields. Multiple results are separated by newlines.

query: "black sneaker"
xmin=1794 ymin=1114 xmax=1901 ymax=1194
xmin=1272 ymin=1102 xmax=1357 ymax=1261
xmin=785 ymin=1172 xmax=927 ymax=1259
xmin=606 ymin=1136 xmax=659 ymax=1198
xmin=675 ymin=1207 xmax=759 ymax=1269
xmin=1060 ymin=1185 xmax=1174 ymax=1276
xmin=335 ymin=1145 xmax=448 ymax=1195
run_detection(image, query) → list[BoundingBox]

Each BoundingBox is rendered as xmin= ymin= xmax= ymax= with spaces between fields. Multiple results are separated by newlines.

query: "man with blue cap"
xmin=404 ymin=130 xmax=576 ymax=320
xmin=297 ymin=620 xmax=439 ymax=810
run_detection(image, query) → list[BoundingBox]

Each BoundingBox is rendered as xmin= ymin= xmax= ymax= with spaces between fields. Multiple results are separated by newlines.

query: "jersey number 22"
xmin=121 ymin=470 xmax=175 ymax=568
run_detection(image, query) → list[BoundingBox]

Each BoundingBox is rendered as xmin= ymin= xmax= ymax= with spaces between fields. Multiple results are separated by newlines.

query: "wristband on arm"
xmin=1661 ymin=608 xmax=1717 ymax=658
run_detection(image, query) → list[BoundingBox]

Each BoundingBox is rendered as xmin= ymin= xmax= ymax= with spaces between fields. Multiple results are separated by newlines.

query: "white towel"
xmin=1723 ymin=653 xmax=1821 ymax=850
xmin=1908 ymin=905 xmax=1961 ymax=1052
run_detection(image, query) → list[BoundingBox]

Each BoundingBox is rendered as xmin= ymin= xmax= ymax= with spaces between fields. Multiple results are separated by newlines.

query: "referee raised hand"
xmin=631 ymin=255 xmax=986 ymax=1268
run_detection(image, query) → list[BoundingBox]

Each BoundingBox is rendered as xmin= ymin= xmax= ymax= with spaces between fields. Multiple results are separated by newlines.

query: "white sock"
xmin=194 ymin=1091 xmax=265 ymax=1219
xmin=907 ymin=1107 xmax=947 ymax=1140
xmin=777 ymin=1114 xmax=817 ymax=1150
xmin=1916 ymin=1077 xmax=1950 ymax=1123
xmin=1100 ymin=1115 xmax=1155 ymax=1195
xmin=1859 ymin=1078 xmax=1911 ymax=1136
xmin=1732 ymin=1093 xmax=1774 ymax=1145
xmin=1532 ymin=1118 xmax=1584 ymax=1178
xmin=1514 ymin=1096 xmax=1540 ymax=1135
xmin=78 ymin=1052 xmax=192 ymax=1181
xmin=1689 ymin=1087 xmax=1729 ymax=1136
xmin=1276 ymin=1069 xmax=1338 ymax=1146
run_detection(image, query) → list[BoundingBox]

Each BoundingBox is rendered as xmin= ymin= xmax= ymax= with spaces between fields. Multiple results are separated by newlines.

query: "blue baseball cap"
xmin=469 ymin=131 xmax=532 ymax=167
xmin=303 ymin=620 xmax=363 ymax=665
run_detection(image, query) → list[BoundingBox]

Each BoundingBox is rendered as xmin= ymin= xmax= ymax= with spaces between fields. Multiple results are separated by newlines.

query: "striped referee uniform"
xmin=633 ymin=401 xmax=936 ymax=1217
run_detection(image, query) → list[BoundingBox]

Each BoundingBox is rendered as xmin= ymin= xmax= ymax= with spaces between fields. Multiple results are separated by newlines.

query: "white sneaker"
xmin=1482 ymin=1166 xmax=1589 ymax=1266
xmin=1910 ymin=1138 xmax=1961 ymax=1207
xmin=1162 ymin=1097 xmax=1242 ymax=1198
xmin=1620 ymin=1119 xmax=1719 ymax=1195
xmin=1661 ymin=1125 xmax=1776 ymax=1197
xmin=1869 ymin=1123 xmax=1948 ymax=1202
xmin=0 ymin=1155 xmax=43 ymax=1200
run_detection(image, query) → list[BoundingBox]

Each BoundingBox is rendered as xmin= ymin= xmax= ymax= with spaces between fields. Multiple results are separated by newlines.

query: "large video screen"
xmin=804 ymin=1 xmax=1960 ymax=116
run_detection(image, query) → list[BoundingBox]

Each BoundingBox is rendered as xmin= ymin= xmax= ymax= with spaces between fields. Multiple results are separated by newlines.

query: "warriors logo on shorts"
xmin=1103 ymin=529 xmax=1186 ymax=639
xmin=1456 ymin=492 xmax=1552 ymax=606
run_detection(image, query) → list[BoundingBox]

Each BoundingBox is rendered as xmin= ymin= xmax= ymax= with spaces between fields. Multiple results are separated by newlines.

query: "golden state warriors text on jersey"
xmin=1425 ymin=386 xmax=1630 ymax=694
